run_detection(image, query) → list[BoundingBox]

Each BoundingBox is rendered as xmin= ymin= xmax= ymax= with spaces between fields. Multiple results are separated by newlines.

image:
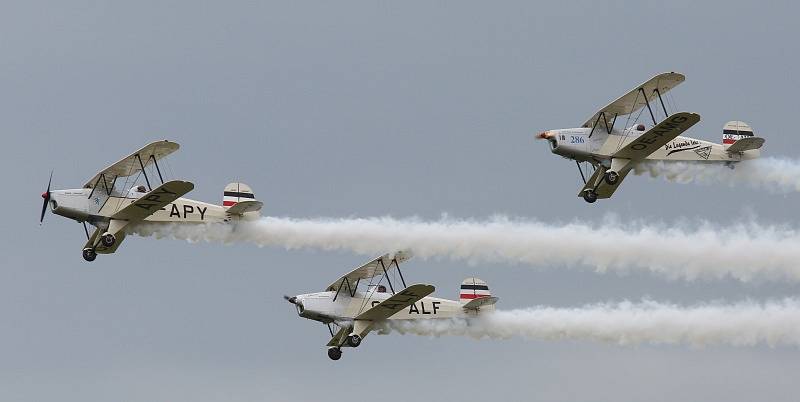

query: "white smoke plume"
xmin=131 ymin=216 xmax=800 ymax=282
xmin=633 ymin=157 xmax=800 ymax=193
xmin=380 ymin=298 xmax=800 ymax=347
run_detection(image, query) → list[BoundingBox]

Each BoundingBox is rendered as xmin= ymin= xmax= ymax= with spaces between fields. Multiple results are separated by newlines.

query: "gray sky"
xmin=2 ymin=1 xmax=799 ymax=401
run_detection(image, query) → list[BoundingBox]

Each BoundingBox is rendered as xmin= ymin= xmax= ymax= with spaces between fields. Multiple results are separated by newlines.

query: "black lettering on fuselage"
xmin=170 ymin=204 xmax=181 ymax=217
xmin=432 ymin=301 xmax=440 ymax=314
xmin=183 ymin=205 xmax=194 ymax=218
xmin=409 ymin=303 xmax=419 ymax=314
xmin=371 ymin=301 xmax=380 ymax=308
xmin=198 ymin=206 xmax=207 ymax=220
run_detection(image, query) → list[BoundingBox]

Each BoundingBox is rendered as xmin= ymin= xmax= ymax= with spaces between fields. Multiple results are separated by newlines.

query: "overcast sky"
xmin=3 ymin=1 xmax=800 ymax=401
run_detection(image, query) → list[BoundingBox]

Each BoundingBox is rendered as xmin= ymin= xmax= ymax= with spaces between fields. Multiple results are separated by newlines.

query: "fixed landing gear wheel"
xmin=582 ymin=189 xmax=598 ymax=204
xmin=327 ymin=347 xmax=342 ymax=360
xmin=346 ymin=334 xmax=362 ymax=347
xmin=82 ymin=248 xmax=97 ymax=262
xmin=604 ymin=170 xmax=620 ymax=185
xmin=100 ymin=233 xmax=116 ymax=247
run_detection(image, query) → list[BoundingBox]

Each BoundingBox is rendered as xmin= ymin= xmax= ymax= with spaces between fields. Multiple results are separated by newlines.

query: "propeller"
xmin=40 ymin=170 xmax=53 ymax=224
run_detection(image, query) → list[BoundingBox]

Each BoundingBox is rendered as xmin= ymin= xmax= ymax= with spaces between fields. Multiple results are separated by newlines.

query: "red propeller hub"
xmin=41 ymin=191 xmax=48 ymax=199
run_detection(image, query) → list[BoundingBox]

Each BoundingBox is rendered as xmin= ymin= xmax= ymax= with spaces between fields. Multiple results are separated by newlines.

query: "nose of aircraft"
xmin=536 ymin=131 xmax=553 ymax=140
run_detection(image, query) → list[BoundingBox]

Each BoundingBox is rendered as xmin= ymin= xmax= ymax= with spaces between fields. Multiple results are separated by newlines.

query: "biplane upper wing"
xmin=613 ymin=112 xmax=701 ymax=161
xmin=83 ymin=140 xmax=180 ymax=188
xmin=110 ymin=180 xmax=194 ymax=221
xmin=355 ymin=284 xmax=435 ymax=321
xmin=582 ymin=72 xmax=685 ymax=130
xmin=325 ymin=250 xmax=413 ymax=292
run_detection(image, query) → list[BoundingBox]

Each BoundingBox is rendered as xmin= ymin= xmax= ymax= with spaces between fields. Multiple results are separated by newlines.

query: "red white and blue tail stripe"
xmin=460 ymin=277 xmax=491 ymax=302
xmin=223 ymin=182 xmax=256 ymax=207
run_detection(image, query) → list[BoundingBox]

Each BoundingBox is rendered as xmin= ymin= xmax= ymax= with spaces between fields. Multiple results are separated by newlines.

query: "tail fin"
xmin=459 ymin=277 xmax=491 ymax=302
xmin=722 ymin=121 xmax=764 ymax=155
xmin=223 ymin=182 xmax=262 ymax=215
xmin=223 ymin=182 xmax=256 ymax=207
xmin=722 ymin=121 xmax=755 ymax=148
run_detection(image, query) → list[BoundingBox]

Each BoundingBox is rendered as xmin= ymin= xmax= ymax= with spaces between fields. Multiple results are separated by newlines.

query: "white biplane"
xmin=40 ymin=140 xmax=263 ymax=261
xmin=285 ymin=250 xmax=498 ymax=360
xmin=536 ymin=72 xmax=765 ymax=203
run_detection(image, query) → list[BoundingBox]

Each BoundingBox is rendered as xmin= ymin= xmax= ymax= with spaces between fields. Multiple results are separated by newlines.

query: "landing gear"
xmin=100 ymin=233 xmax=116 ymax=247
xmin=604 ymin=170 xmax=620 ymax=185
xmin=582 ymin=189 xmax=598 ymax=204
xmin=82 ymin=248 xmax=97 ymax=262
xmin=346 ymin=334 xmax=362 ymax=347
xmin=327 ymin=346 xmax=342 ymax=360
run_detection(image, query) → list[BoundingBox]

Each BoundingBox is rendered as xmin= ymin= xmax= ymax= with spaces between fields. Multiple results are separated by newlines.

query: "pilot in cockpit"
xmin=128 ymin=185 xmax=148 ymax=198
xmin=376 ymin=285 xmax=387 ymax=293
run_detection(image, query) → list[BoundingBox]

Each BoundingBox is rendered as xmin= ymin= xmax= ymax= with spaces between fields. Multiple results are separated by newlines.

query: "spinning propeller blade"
xmin=40 ymin=170 xmax=53 ymax=224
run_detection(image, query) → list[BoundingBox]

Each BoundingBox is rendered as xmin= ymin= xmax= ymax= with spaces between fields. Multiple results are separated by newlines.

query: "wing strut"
xmin=87 ymin=173 xmax=118 ymax=199
xmin=576 ymin=161 xmax=587 ymax=184
xmin=136 ymin=154 xmax=152 ymax=191
xmin=332 ymin=277 xmax=360 ymax=302
xmin=135 ymin=153 xmax=168 ymax=191
xmin=588 ymin=112 xmax=618 ymax=139
xmin=655 ymin=88 xmax=669 ymax=118
xmin=639 ymin=87 xmax=658 ymax=125
xmin=379 ymin=258 xmax=395 ymax=294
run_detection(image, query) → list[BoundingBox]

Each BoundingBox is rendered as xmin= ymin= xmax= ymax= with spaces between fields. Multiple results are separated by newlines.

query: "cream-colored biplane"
xmin=285 ymin=250 xmax=498 ymax=360
xmin=40 ymin=140 xmax=262 ymax=261
xmin=536 ymin=72 xmax=765 ymax=203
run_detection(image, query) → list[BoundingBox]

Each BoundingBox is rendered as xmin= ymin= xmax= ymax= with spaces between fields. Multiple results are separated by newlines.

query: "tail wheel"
xmin=100 ymin=233 xmax=116 ymax=247
xmin=346 ymin=334 xmax=362 ymax=348
xmin=82 ymin=248 xmax=97 ymax=262
xmin=327 ymin=347 xmax=342 ymax=360
xmin=604 ymin=170 xmax=620 ymax=185
xmin=582 ymin=189 xmax=598 ymax=204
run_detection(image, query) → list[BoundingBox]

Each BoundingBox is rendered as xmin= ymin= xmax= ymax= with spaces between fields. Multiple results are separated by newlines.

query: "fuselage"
xmin=47 ymin=187 xmax=252 ymax=228
xmin=543 ymin=126 xmax=760 ymax=164
xmin=293 ymin=290 xmax=480 ymax=324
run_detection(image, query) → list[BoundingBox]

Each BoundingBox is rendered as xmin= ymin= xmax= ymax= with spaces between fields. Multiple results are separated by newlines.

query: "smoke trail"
xmin=633 ymin=157 xmax=800 ymax=193
xmin=380 ymin=298 xmax=800 ymax=347
xmin=131 ymin=216 xmax=800 ymax=282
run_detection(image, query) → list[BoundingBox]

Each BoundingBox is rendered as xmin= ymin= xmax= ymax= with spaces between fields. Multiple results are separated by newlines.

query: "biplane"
xmin=536 ymin=72 xmax=765 ymax=203
xmin=40 ymin=140 xmax=263 ymax=261
xmin=284 ymin=250 xmax=498 ymax=360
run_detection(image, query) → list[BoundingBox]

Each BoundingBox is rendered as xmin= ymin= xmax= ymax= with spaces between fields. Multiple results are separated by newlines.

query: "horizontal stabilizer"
xmin=225 ymin=200 xmax=263 ymax=215
xmin=356 ymin=284 xmax=435 ymax=321
xmin=726 ymin=136 xmax=765 ymax=153
xmin=462 ymin=296 xmax=499 ymax=311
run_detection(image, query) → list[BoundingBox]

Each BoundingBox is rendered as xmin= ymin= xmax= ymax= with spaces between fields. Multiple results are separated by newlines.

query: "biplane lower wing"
xmin=326 ymin=326 xmax=350 ymax=347
xmin=613 ymin=112 xmax=701 ymax=161
xmin=578 ymin=166 xmax=631 ymax=199
xmin=84 ymin=228 xmax=127 ymax=254
xmin=356 ymin=284 xmax=435 ymax=321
